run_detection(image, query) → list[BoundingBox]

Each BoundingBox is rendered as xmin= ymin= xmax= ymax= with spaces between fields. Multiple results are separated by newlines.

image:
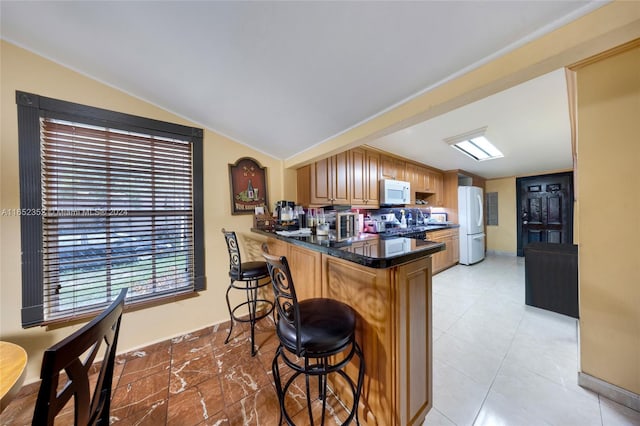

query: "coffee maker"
xmin=276 ymin=200 xmax=295 ymax=221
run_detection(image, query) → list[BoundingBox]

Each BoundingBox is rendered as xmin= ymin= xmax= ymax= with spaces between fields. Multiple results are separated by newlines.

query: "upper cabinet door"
xmin=379 ymin=154 xmax=406 ymax=181
xmin=351 ymin=148 xmax=367 ymax=205
xmin=310 ymin=157 xmax=332 ymax=205
xmin=365 ymin=150 xmax=380 ymax=205
xmin=332 ymin=151 xmax=350 ymax=205
xmin=351 ymin=148 xmax=380 ymax=207
xmin=310 ymin=152 xmax=350 ymax=205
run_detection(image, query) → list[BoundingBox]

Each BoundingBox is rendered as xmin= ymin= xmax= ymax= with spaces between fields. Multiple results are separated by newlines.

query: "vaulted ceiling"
xmin=1 ymin=1 xmax=604 ymax=178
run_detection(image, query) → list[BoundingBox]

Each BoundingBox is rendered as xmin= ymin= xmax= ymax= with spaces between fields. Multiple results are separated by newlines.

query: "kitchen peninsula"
xmin=251 ymin=228 xmax=444 ymax=425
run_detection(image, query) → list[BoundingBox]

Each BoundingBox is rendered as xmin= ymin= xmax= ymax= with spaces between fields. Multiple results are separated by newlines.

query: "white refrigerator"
xmin=458 ymin=186 xmax=485 ymax=265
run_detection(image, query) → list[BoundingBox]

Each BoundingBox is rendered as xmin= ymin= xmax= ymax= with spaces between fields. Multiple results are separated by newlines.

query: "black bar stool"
xmin=221 ymin=229 xmax=274 ymax=356
xmin=262 ymin=244 xmax=365 ymax=425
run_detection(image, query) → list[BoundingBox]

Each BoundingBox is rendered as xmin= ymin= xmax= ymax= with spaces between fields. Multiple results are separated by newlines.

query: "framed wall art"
xmin=228 ymin=157 xmax=269 ymax=215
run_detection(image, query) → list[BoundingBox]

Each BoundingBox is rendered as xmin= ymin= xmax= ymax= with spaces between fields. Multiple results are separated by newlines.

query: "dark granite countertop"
xmin=423 ymin=223 xmax=460 ymax=231
xmin=252 ymin=228 xmax=445 ymax=269
xmin=377 ymin=223 xmax=460 ymax=237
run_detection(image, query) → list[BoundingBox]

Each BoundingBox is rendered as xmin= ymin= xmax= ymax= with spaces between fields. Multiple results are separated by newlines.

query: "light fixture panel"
xmin=444 ymin=127 xmax=503 ymax=161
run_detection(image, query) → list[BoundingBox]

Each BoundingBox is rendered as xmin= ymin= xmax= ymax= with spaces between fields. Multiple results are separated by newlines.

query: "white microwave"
xmin=380 ymin=179 xmax=411 ymax=206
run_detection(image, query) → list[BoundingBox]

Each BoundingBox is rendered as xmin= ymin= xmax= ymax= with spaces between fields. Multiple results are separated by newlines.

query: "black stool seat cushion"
xmin=230 ymin=261 xmax=269 ymax=280
xmin=278 ymin=298 xmax=356 ymax=354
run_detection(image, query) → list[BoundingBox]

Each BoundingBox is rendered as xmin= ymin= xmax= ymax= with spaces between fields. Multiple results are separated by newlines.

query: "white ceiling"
xmin=1 ymin=1 xmax=602 ymax=178
xmin=367 ymin=68 xmax=573 ymax=178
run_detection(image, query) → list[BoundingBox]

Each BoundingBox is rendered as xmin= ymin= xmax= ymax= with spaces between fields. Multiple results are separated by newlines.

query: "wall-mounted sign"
xmin=228 ymin=157 xmax=268 ymax=215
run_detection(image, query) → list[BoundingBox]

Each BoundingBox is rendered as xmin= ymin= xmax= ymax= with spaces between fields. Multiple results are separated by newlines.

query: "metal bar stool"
xmin=221 ymin=229 xmax=274 ymax=356
xmin=262 ymin=244 xmax=365 ymax=425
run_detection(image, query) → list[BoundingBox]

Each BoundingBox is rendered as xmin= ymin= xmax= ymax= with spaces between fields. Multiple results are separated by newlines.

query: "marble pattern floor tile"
xmin=2 ymin=254 xmax=639 ymax=425
xmin=166 ymin=375 xmax=225 ymax=426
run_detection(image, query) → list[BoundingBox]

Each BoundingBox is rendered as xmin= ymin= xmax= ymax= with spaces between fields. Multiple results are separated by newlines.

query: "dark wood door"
xmin=516 ymin=172 xmax=573 ymax=256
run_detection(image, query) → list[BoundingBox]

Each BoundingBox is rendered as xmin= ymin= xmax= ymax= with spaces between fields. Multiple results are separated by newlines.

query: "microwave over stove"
xmin=379 ymin=179 xmax=411 ymax=206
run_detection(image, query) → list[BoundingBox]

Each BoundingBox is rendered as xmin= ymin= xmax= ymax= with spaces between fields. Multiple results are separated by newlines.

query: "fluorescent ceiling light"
xmin=443 ymin=127 xmax=503 ymax=161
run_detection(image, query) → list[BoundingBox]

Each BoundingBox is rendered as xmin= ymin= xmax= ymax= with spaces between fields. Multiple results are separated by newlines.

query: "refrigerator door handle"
xmin=476 ymin=193 xmax=483 ymax=227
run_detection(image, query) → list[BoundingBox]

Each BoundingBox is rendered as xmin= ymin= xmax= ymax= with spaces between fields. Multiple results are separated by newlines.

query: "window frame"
xmin=16 ymin=91 xmax=205 ymax=328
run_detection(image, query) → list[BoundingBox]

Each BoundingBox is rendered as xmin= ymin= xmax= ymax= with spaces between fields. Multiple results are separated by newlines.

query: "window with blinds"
xmin=17 ymin=91 xmax=205 ymax=327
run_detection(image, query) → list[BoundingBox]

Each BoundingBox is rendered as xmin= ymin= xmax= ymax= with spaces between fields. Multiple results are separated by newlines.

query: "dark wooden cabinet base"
xmin=524 ymin=242 xmax=578 ymax=318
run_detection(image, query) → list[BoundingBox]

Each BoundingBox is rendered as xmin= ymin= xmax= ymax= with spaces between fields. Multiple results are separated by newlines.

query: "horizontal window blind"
xmin=40 ymin=118 xmax=195 ymax=321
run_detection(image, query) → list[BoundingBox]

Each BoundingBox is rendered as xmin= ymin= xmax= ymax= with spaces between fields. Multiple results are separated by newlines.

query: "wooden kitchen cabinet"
xmin=406 ymin=164 xmax=444 ymax=207
xmin=298 ymin=147 xmax=448 ymax=209
xmin=406 ymin=164 xmax=427 ymax=193
xmin=350 ymin=148 xmax=380 ymax=207
xmin=427 ymin=171 xmax=444 ymax=206
xmin=405 ymin=163 xmax=421 ymax=204
xmin=427 ymin=228 xmax=459 ymax=274
xmin=309 ymin=151 xmax=350 ymax=205
xmin=379 ymin=154 xmax=406 ymax=181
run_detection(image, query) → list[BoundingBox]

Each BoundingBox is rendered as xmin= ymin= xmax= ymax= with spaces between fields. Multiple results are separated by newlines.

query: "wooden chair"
xmin=32 ymin=288 xmax=127 ymax=425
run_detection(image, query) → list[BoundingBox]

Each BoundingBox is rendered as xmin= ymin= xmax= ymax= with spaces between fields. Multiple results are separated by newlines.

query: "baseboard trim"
xmin=578 ymin=372 xmax=640 ymax=412
xmin=486 ymin=250 xmax=517 ymax=256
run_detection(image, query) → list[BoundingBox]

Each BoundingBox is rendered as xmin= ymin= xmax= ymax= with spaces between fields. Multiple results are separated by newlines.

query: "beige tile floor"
xmin=424 ymin=254 xmax=640 ymax=426
xmin=2 ymin=253 xmax=639 ymax=425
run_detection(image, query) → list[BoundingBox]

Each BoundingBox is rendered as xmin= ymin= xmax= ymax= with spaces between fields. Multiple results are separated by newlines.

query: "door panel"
xmin=528 ymin=230 xmax=542 ymax=243
xmin=547 ymin=230 xmax=562 ymax=243
xmin=547 ymin=196 xmax=562 ymax=224
xmin=527 ymin=196 xmax=543 ymax=224
xmin=516 ymin=172 xmax=573 ymax=256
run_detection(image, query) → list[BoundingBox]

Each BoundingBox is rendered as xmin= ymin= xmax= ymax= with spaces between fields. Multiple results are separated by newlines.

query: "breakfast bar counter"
xmin=251 ymin=228 xmax=444 ymax=425
xmin=251 ymin=228 xmax=445 ymax=268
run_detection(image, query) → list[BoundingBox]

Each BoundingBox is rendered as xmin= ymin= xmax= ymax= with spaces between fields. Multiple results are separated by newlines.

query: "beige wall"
xmin=575 ymin=44 xmax=640 ymax=394
xmin=0 ymin=41 xmax=285 ymax=383
xmin=485 ymin=177 xmax=517 ymax=254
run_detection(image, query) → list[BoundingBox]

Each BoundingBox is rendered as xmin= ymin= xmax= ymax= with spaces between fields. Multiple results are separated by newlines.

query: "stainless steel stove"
xmin=377 ymin=227 xmax=428 ymax=239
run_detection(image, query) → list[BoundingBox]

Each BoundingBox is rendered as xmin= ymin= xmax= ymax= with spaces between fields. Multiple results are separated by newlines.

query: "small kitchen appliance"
xmin=336 ymin=212 xmax=358 ymax=241
xmin=379 ymin=179 xmax=410 ymax=206
xmin=363 ymin=218 xmax=386 ymax=233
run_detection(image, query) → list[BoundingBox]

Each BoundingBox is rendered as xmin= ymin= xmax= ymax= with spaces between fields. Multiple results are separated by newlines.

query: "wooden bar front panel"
xmin=265 ymin=238 xmax=321 ymax=301
xmin=397 ymin=257 xmax=432 ymax=425
xmin=323 ymin=255 xmax=394 ymax=425
xmin=323 ymin=254 xmax=433 ymax=425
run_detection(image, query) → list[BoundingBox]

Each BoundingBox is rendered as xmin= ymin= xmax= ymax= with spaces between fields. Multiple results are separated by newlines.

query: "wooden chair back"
xmin=32 ymin=288 xmax=127 ymax=425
